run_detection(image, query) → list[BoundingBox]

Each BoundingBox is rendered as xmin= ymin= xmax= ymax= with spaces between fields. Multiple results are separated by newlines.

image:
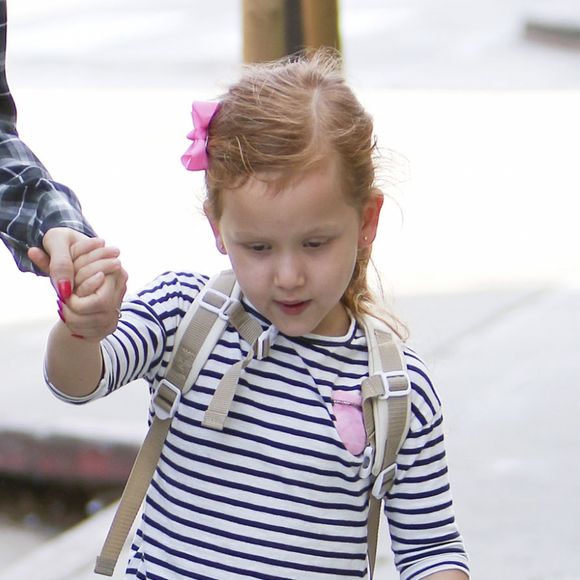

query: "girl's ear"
xmin=204 ymin=201 xmax=227 ymax=255
xmin=358 ymin=189 xmax=384 ymax=247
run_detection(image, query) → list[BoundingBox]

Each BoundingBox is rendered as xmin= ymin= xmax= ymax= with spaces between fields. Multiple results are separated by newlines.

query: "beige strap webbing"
xmin=94 ymin=416 xmax=170 ymax=575
xmin=362 ymin=327 xmax=411 ymax=579
xmin=172 ymin=270 xmax=239 ymax=382
xmin=94 ymin=271 xmax=241 ymax=576
xmin=201 ymin=311 xmax=264 ymax=430
xmin=366 ymin=496 xmax=382 ymax=580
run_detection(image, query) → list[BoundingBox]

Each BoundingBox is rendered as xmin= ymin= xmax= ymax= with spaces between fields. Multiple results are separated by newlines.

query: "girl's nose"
xmin=273 ymin=254 xmax=305 ymax=290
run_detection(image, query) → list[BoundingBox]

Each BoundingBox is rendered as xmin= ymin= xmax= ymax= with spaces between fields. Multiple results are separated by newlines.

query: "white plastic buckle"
xmin=152 ymin=379 xmax=181 ymax=420
xmin=379 ymin=370 xmax=411 ymax=399
xmin=372 ymin=463 xmax=397 ymax=499
xmin=256 ymin=326 xmax=279 ymax=360
xmin=199 ymin=288 xmax=238 ymax=321
xmin=359 ymin=445 xmax=374 ymax=479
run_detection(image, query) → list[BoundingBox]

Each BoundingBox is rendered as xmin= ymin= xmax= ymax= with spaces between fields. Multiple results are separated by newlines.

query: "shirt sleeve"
xmin=46 ymin=271 xmax=209 ymax=405
xmin=0 ymin=0 xmax=96 ymax=274
xmin=384 ymin=351 xmax=470 ymax=579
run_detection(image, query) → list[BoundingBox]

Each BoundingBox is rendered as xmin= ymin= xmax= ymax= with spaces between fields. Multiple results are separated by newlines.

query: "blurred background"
xmin=3 ymin=0 xmax=579 ymax=319
xmin=0 ymin=1 xmax=579 ymax=578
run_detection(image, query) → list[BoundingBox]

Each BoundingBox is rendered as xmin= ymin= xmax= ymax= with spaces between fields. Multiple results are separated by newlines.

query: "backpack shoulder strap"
xmin=361 ymin=316 xmax=412 ymax=579
xmin=94 ymin=270 xmax=241 ymax=576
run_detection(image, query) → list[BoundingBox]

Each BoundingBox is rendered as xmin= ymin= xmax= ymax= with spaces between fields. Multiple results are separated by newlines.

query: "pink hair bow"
xmin=181 ymin=101 xmax=220 ymax=171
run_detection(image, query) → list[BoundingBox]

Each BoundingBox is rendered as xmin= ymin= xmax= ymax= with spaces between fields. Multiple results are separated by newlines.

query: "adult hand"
xmin=27 ymin=227 xmax=117 ymax=301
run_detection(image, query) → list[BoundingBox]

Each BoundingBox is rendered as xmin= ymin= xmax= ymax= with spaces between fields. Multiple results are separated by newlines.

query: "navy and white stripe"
xmin=54 ymin=271 xmax=469 ymax=579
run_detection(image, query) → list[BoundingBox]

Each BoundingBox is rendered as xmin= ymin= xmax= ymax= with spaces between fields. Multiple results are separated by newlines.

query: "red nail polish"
xmin=56 ymin=299 xmax=65 ymax=321
xmin=57 ymin=280 xmax=72 ymax=302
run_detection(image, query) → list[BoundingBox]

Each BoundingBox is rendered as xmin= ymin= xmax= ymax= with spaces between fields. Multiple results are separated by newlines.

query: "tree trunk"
xmin=242 ymin=0 xmax=287 ymax=63
xmin=301 ymin=0 xmax=340 ymax=52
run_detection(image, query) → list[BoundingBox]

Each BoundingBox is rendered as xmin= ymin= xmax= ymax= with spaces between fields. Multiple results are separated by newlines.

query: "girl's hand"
xmin=70 ymin=237 xmax=122 ymax=298
xmin=57 ymin=238 xmax=128 ymax=342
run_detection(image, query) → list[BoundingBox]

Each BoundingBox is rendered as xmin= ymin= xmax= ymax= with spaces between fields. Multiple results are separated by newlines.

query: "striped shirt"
xmin=0 ymin=0 xmax=96 ymax=273
xmin=50 ymin=271 xmax=469 ymax=579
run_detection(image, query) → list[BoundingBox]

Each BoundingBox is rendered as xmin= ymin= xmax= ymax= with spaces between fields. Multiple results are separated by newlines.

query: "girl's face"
xmin=206 ymin=161 xmax=382 ymax=337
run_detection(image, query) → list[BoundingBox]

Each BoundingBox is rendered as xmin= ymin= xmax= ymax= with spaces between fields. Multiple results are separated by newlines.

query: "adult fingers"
xmin=73 ymin=247 xmax=120 ymax=275
xmin=70 ymin=238 xmax=105 ymax=262
xmin=27 ymin=247 xmax=51 ymax=274
xmin=43 ymin=229 xmax=99 ymax=301
xmin=75 ymin=257 xmax=121 ymax=289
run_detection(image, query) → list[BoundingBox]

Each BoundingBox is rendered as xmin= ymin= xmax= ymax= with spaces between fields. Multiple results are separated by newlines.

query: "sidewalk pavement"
xmin=1 ymin=283 xmax=579 ymax=579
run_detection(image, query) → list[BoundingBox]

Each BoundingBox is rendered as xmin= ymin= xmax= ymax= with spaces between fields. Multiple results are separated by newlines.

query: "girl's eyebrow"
xmin=228 ymin=228 xmax=267 ymax=239
xmin=299 ymin=222 xmax=344 ymax=236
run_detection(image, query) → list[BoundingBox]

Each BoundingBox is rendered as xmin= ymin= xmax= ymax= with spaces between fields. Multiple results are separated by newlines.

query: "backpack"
xmin=94 ymin=270 xmax=411 ymax=578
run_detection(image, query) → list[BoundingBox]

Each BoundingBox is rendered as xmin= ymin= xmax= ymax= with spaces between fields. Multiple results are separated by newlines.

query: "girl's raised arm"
xmin=45 ymin=238 xmax=127 ymax=398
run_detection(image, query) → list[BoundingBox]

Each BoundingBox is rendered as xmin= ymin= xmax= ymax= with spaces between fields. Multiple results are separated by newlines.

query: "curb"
xmin=0 ymin=430 xmax=137 ymax=486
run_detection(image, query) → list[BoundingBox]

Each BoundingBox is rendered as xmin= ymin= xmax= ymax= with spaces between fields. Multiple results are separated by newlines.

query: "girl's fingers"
xmin=67 ymin=269 xmax=128 ymax=317
xmin=60 ymin=262 xmax=128 ymax=341
xmin=75 ymin=271 xmax=105 ymax=298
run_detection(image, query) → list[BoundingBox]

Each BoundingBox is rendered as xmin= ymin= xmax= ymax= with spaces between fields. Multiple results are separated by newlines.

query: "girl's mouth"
xmin=276 ymin=300 xmax=310 ymax=316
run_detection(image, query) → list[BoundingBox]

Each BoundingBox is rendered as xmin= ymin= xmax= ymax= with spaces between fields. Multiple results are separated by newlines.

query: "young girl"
xmin=46 ymin=51 xmax=469 ymax=579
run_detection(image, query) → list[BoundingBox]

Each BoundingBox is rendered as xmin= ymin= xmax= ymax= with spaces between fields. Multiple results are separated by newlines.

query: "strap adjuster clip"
xmin=372 ymin=463 xmax=397 ymax=499
xmin=256 ymin=326 xmax=279 ymax=360
xmin=200 ymin=288 xmax=239 ymax=321
xmin=379 ymin=370 xmax=411 ymax=399
xmin=359 ymin=445 xmax=374 ymax=478
xmin=152 ymin=379 xmax=181 ymax=420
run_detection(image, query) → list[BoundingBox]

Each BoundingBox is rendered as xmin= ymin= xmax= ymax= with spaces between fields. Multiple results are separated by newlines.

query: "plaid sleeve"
xmin=0 ymin=0 xmax=96 ymax=274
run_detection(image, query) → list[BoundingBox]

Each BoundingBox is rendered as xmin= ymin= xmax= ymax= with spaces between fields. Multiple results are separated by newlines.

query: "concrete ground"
xmin=1 ymin=0 xmax=579 ymax=578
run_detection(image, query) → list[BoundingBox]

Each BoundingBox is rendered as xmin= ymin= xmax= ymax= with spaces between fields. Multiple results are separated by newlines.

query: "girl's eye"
xmin=304 ymin=239 xmax=328 ymax=249
xmin=247 ymin=243 xmax=270 ymax=252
